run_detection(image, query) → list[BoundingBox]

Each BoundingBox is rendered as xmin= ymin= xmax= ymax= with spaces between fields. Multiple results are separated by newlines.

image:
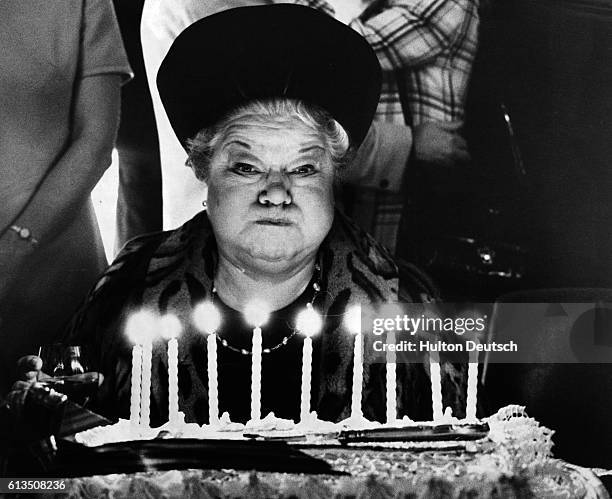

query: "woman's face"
xmin=206 ymin=116 xmax=335 ymax=276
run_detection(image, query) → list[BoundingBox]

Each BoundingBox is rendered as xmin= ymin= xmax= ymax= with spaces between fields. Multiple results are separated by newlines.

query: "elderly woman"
xmin=11 ymin=5 xmax=466 ymax=426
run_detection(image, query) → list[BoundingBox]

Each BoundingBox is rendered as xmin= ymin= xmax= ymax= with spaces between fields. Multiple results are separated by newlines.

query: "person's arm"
xmin=342 ymin=121 xmax=412 ymax=192
xmin=5 ymin=233 xmax=155 ymax=420
xmin=342 ymin=120 xmax=470 ymax=192
xmin=0 ymin=74 xmax=122 ymax=299
xmin=349 ymin=0 xmax=473 ymax=70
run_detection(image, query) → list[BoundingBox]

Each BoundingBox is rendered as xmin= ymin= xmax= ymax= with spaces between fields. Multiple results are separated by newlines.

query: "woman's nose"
xmin=258 ymin=174 xmax=292 ymax=206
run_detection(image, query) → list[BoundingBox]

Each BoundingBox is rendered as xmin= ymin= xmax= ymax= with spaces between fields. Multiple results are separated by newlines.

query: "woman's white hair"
xmin=186 ymin=98 xmax=353 ymax=181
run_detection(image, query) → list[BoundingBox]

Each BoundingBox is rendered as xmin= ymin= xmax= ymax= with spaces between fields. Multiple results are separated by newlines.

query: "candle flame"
xmin=192 ymin=301 xmax=222 ymax=334
xmin=125 ymin=309 xmax=158 ymax=344
xmin=160 ymin=314 xmax=182 ymax=340
xmin=244 ymin=300 xmax=270 ymax=328
xmin=296 ymin=307 xmax=322 ymax=337
xmin=344 ymin=304 xmax=362 ymax=335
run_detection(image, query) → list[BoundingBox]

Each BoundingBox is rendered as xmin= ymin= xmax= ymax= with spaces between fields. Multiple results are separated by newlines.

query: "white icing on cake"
xmin=75 ymin=419 xmax=158 ymax=447
xmin=295 ymin=411 xmax=342 ymax=434
xmin=389 ymin=415 xmax=415 ymax=427
xmin=245 ymin=412 xmax=295 ymax=432
xmin=338 ymin=414 xmax=382 ymax=430
xmin=75 ymin=409 xmax=494 ymax=447
xmin=209 ymin=412 xmax=245 ymax=432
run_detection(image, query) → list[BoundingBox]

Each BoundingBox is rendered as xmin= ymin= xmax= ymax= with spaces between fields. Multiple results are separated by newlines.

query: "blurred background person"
xmin=0 ymin=0 xmax=132 ymax=395
xmin=300 ymin=0 xmax=478 ymax=250
xmin=319 ymin=0 xmax=479 ymax=126
xmin=113 ymin=0 xmax=163 ymax=251
xmin=139 ymin=0 xmax=265 ymax=232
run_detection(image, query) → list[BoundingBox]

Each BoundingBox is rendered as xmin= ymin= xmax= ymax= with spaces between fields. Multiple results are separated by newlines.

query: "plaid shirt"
xmin=294 ymin=0 xmax=480 ymax=250
xmin=296 ymin=0 xmax=479 ymax=125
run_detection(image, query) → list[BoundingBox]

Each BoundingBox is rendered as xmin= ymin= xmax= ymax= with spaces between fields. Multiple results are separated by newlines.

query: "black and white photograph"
xmin=1 ymin=0 xmax=612 ymax=496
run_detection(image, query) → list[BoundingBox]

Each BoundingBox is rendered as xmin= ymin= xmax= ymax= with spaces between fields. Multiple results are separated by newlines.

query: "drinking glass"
xmin=36 ymin=343 xmax=99 ymax=407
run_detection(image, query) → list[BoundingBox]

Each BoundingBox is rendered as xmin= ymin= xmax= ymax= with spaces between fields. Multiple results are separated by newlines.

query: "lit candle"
xmin=344 ymin=305 xmax=363 ymax=419
xmin=429 ymin=350 xmax=443 ymax=422
xmin=192 ymin=302 xmax=222 ymax=425
xmin=129 ymin=345 xmax=142 ymax=427
xmin=125 ymin=310 xmax=157 ymax=429
xmin=245 ymin=301 xmax=270 ymax=422
xmin=386 ymin=330 xmax=397 ymax=424
xmin=141 ymin=338 xmax=153 ymax=428
xmin=296 ymin=305 xmax=322 ymax=423
xmin=466 ymin=340 xmax=479 ymax=421
xmin=160 ymin=314 xmax=182 ymax=427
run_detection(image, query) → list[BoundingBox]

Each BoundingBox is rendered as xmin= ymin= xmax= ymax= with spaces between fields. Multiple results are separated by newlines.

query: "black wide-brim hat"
xmin=157 ymin=4 xmax=382 ymax=149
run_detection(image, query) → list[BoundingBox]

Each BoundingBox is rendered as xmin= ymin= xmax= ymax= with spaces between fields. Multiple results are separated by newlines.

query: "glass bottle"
xmin=66 ymin=346 xmax=85 ymax=376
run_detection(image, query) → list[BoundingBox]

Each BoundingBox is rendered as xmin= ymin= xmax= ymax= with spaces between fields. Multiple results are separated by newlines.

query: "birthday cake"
xmin=64 ymin=406 xmax=595 ymax=499
xmin=79 ymin=305 xmax=494 ymax=447
xmin=65 ymin=306 xmax=602 ymax=499
xmin=67 ymin=316 xmax=598 ymax=498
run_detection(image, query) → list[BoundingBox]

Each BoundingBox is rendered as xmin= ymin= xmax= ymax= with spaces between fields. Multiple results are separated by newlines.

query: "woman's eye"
xmin=291 ymin=164 xmax=316 ymax=175
xmin=233 ymin=163 xmax=258 ymax=174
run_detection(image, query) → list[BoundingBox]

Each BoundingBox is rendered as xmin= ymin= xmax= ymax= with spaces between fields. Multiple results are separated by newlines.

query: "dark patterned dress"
xmin=65 ymin=210 xmax=467 ymax=426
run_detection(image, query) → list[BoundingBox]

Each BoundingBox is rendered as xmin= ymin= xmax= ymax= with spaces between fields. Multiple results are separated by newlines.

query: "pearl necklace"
xmin=211 ymin=264 xmax=321 ymax=355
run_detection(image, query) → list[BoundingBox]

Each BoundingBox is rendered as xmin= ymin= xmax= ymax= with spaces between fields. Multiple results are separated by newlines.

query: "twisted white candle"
xmin=192 ymin=301 xmax=222 ymax=425
xmin=351 ymin=334 xmax=363 ymax=418
xmin=160 ymin=314 xmax=182 ymax=427
xmin=345 ymin=305 xmax=363 ymax=419
xmin=300 ymin=336 xmax=313 ymax=422
xmin=429 ymin=350 xmax=443 ymax=422
xmin=125 ymin=309 xmax=157 ymax=429
xmin=167 ymin=337 xmax=179 ymax=425
xmin=207 ymin=334 xmax=219 ymax=424
xmin=297 ymin=305 xmax=322 ymax=423
xmin=466 ymin=343 xmax=479 ymax=421
xmin=386 ymin=330 xmax=397 ymax=424
xmin=251 ymin=326 xmax=263 ymax=422
xmin=129 ymin=345 xmax=143 ymax=427
xmin=140 ymin=339 xmax=152 ymax=428
xmin=244 ymin=301 xmax=269 ymax=423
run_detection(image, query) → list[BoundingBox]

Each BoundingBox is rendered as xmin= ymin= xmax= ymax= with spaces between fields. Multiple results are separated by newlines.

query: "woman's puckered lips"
xmin=255 ymin=217 xmax=294 ymax=226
